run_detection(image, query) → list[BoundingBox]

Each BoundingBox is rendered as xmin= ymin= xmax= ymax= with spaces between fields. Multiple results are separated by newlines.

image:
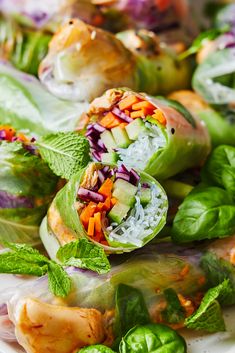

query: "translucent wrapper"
xmin=41 ymin=162 xmax=168 ymax=254
xmin=85 ymin=88 xmax=211 ymax=179
xmin=39 ymin=20 xmax=192 ymax=102
xmin=0 ymin=61 xmax=88 ymax=136
xmin=1 ymin=236 xmax=235 ymax=353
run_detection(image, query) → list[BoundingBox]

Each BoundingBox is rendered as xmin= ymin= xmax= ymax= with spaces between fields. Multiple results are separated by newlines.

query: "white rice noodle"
xmin=117 ymin=122 xmax=166 ymax=170
xmin=108 ymin=183 xmax=167 ymax=247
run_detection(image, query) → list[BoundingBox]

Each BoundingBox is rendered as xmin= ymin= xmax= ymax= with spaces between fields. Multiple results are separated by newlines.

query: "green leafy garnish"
xmin=79 ymin=345 xmax=115 ymax=353
xmin=114 ymin=284 xmax=150 ymax=341
xmin=119 ymin=324 xmax=187 ymax=353
xmin=162 ymin=288 xmax=185 ymax=324
xmin=202 ymin=145 xmax=235 ymax=198
xmin=56 ymin=239 xmax=110 ymax=274
xmin=0 ymin=241 xmax=71 ymax=297
xmin=185 ymin=280 xmax=232 ymax=332
xmin=37 ymin=132 xmax=91 ymax=179
xmin=171 ymin=186 xmax=235 ymax=243
xmin=179 ymin=26 xmax=230 ymax=60
xmin=200 ymin=252 xmax=235 ymax=305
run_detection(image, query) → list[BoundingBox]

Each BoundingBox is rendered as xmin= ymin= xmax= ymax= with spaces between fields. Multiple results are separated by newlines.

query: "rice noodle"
xmin=108 ymin=182 xmax=167 ymax=246
xmin=117 ymin=122 xmax=166 ymax=170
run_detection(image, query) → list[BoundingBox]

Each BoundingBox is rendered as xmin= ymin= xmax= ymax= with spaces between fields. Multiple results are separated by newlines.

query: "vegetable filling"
xmin=77 ymin=163 xmax=167 ymax=247
xmin=86 ymin=93 xmax=167 ymax=170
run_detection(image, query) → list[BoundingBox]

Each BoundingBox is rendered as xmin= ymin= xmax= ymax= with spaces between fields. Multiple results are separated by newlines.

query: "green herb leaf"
xmin=162 ymin=288 xmax=185 ymax=324
xmin=37 ymin=132 xmax=91 ymax=179
xmin=79 ymin=345 xmax=115 ymax=353
xmin=0 ymin=242 xmax=72 ymax=298
xmin=56 ymin=239 xmax=110 ymax=274
xmin=114 ymin=284 xmax=150 ymax=340
xmin=200 ymin=252 xmax=235 ymax=305
xmin=202 ymin=145 xmax=235 ymax=198
xmin=119 ymin=324 xmax=187 ymax=353
xmin=179 ymin=26 xmax=230 ymax=60
xmin=171 ymin=186 xmax=235 ymax=243
xmin=185 ymin=280 xmax=231 ymax=332
xmin=0 ymin=252 xmax=47 ymax=276
xmin=47 ymin=261 xmax=71 ymax=298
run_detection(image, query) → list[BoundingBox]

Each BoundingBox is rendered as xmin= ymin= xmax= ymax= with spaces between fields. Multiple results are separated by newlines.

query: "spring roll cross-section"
xmin=41 ymin=162 xmax=168 ymax=255
xmin=83 ymin=88 xmax=211 ymax=179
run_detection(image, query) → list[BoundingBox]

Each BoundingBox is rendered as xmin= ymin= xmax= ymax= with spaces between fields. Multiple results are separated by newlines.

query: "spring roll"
xmin=82 ymin=88 xmax=210 ymax=179
xmin=38 ymin=19 xmax=192 ymax=102
xmin=1 ymin=236 xmax=235 ymax=353
xmin=41 ymin=162 xmax=168 ymax=254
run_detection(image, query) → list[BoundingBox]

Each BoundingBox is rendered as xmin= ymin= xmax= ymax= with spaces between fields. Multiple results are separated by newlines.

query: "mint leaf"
xmin=200 ymin=252 xmax=235 ymax=305
xmin=37 ymin=132 xmax=91 ymax=179
xmin=0 ymin=242 xmax=72 ymax=297
xmin=80 ymin=345 xmax=115 ymax=353
xmin=56 ymin=239 xmax=110 ymax=274
xmin=162 ymin=288 xmax=185 ymax=324
xmin=0 ymin=252 xmax=47 ymax=276
xmin=47 ymin=261 xmax=71 ymax=298
xmin=185 ymin=280 xmax=231 ymax=332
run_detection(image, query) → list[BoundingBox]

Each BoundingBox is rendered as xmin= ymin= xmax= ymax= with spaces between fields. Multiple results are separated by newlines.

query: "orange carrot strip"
xmin=111 ymin=197 xmax=117 ymax=207
xmin=119 ymin=95 xmax=139 ymax=110
xmin=124 ymin=110 xmax=130 ymax=116
xmin=119 ymin=122 xmax=128 ymax=129
xmin=132 ymin=100 xmax=155 ymax=111
xmin=96 ymin=202 xmax=104 ymax=212
xmin=100 ymin=112 xmax=122 ymax=129
xmin=87 ymin=217 xmax=95 ymax=236
xmin=100 ymin=240 xmax=109 ymax=246
xmin=80 ymin=202 xmax=97 ymax=228
xmin=98 ymin=178 xmax=113 ymax=198
xmin=103 ymin=197 xmax=111 ymax=211
xmin=17 ymin=133 xmax=28 ymax=142
xmin=94 ymin=212 xmax=102 ymax=233
xmin=180 ymin=264 xmax=189 ymax=277
xmin=152 ymin=110 xmax=167 ymax=125
xmin=130 ymin=109 xmax=145 ymax=119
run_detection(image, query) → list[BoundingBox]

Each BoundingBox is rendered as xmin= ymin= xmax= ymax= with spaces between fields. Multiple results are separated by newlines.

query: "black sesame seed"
xmin=171 ymin=128 xmax=175 ymax=134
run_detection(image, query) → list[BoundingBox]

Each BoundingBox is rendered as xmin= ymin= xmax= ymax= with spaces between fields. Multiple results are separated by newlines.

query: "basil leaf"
xmin=56 ymin=239 xmax=110 ymax=274
xmin=114 ymin=284 xmax=150 ymax=339
xmin=47 ymin=261 xmax=71 ymax=298
xmin=200 ymin=252 xmax=235 ymax=305
xmin=162 ymin=288 xmax=185 ymax=324
xmin=172 ymin=186 xmax=235 ymax=243
xmin=79 ymin=345 xmax=115 ymax=353
xmin=119 ymin=324 xmax=187 ymax=353
xmin=37 ymin=132 xmax=91 ymax=179
xmin=185 ymin=280 xmax=232 ymax=332
xmin=202 ymin=145 xmax=235 ymax=197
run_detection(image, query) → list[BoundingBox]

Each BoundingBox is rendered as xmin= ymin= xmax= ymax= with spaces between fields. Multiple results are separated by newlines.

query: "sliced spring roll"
xmin=1 ymin=237 xmax=235 ymax=353
xmin=39 ymin=19 xmax=192 ymax=102
xmin=41 ymin=162 xmax=168 ymax=254
xmin=0 ymin=126 xmax=58 ymax=244
xmin=82 ymin=88 xmax=210 ymax=179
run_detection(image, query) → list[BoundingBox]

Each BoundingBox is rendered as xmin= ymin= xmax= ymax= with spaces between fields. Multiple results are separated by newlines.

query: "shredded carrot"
xmin=119 ymin=95 xmax=139 ymax=110
xmin=130 ymin=110 xmax=145 ymax=119
xmin=111 ymin=197 xmax=117 ymax=207
xmin=87 ymin=217 xmax=95 ymax=236
xmin=152 ymin=109 xmax=167 ymax=125
xmin=80 ymin=201 xmax=97 ymax=228
xmin=94 ymin=212 xmax=102 ymax=233
xmin=180 ymin=264 xmax=189 ymax=277
xmin=103 ymin=197 xmax=111 ymax=211
xmin=119 ymin=122 xmax=128 ymax=129
xmin=98 ymin=178 xmax=113 ymax=198
xmin=100 ymin=112 xmax=122 ymax=129
xmin=97 ymin=202 xmax=104 ymax=212
xmin=132 ymin=100 xmax=155 ymax=111
xmin=124 ymin=110 xmax=130 ymax=116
